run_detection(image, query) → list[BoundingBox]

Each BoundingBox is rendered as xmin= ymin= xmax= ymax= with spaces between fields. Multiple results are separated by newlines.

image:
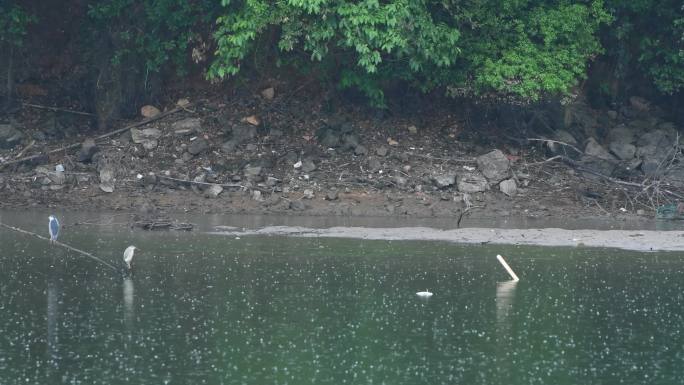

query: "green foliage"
xmin=605 ymin=0 xmax=684 ymax=94
xmin=0 ymin=4 xmax=36 ymax=47
xmin=209 ymin=0 xmax=610 ymax=104
xmin=87 ymin=0 xmax=218 ymax=75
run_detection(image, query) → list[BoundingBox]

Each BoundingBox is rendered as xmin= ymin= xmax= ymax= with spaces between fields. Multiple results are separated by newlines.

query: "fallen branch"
xmin=157 ymin=175 xmax=247 ymax=189
xmin=407 ymin=152 xmax=476 ymax=163
xmin=21 ymin=102 xmax=98 ymax=117
xmin=527 ymin=138 xmax=583 ymax=155
xmin=0 ymin=104 xmax=189 ymax=169
xmin=15 ymin=140 xmax=35 ymax=158
xmin=0 ymin=222 xmax=118 ymax=270
xmin=523 ymin=155 xmax=562 ymax=166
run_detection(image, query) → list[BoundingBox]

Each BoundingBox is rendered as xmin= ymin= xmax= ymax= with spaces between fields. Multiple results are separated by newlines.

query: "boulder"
xmin=0 ymin=123 xmax=24 ymax=149
xmin=140 ymin=105 xmax=161 ymax=118
xmin=499 ymin=179 xmax=517 ymax=197
xmin=131 ymin=128 xmax=162 ymax=150
xmin=584 ymin=138 xmax=616 ymax=161
xmin=172 ymin=118 xmax=201 ymax=136
xmin=326 ymin=190 xmax=339 ymax=201
xmin=188 ymin=138 xmax=209 ymax=155
xmin=432 ymin=173 xmax=456 ymax=188
xmin=476 ymin=150 xmax=510 ymax=182
xmin=99 ymin=168 xmax=115 ymax=193
xmin=77 ymin=138 xmax=99 ymax=163
xmin=367 ymin=157 xmax=382 ymax=172
xmin=609 ymin=141 xmax=636 ymax=160
xmin=261 ymin=87 xmax=275 ymax=100
xmin=301 ymin=159 xmax=317 ymax=173
xmin=243 ymin=165 xmax=262 ymax=178
xmin=376 ymin=146 xmax=389 ymax=157
xmin=457 ymin=172 xmax=488 ymax=193
xmin=204 ymin=184 xmax=223 ymax=198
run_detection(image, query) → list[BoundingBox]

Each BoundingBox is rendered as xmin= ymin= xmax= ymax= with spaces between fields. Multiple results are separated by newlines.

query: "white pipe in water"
xmin=496 ymin=254 xmax=520 ymax=282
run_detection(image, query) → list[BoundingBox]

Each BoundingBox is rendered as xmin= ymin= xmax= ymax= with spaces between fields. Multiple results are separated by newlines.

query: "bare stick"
xmin=156 ymin=175 xmax=248 ymax=189
xmin=0 ymin=104 xmax=189 ymax=169
xmin=14 ymin=140 xmax=35 ymax=159
xmin=527 ymin=138 xmax=583 ymax=155
xmin=497 ymin=254 xmax=520 ymax=282
xmin=0 ymin=222 xmax=118 ymax=271
xmin=21 ymin=102 xmax=98 ymax=117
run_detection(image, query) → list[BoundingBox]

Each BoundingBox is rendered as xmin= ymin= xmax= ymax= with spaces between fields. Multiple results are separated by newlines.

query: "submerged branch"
xmin=0 ymin=222 xmax=118 ymax=270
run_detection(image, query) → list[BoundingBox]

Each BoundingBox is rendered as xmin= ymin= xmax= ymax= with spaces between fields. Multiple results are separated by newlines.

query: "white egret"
xmin=123 ymin=246 xmax=138 ymax=270
xmin=48 ymin=215 xmax=60 ymax=243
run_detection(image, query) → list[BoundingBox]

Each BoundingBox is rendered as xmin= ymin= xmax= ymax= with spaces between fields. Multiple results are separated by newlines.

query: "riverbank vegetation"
xmin=1 ymin=0 xmax=683 ymax=119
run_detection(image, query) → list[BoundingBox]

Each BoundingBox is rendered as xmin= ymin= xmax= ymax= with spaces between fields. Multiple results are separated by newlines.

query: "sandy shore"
xmin=212 ymin=225 xmax=684 ymax=252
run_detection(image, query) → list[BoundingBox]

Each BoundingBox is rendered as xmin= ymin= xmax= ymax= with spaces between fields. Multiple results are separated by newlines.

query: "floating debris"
xmin=132 ymin=217 xmax=194 ymax=231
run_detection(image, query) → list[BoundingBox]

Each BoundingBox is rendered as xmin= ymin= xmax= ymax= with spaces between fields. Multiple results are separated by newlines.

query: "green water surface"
xmin=0 ymin=212 xmax=683 ymax=384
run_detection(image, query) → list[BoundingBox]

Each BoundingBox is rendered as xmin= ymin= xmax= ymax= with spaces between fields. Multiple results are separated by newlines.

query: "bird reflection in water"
xmin=46 ymin=277 xmax=60 ymax=369
xmin=123 ymin=277 xmax=135 ymax=332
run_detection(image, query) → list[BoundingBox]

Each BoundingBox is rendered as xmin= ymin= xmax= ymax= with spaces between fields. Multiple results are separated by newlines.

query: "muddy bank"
xmin=212 ymin=225 xmax=684 ymax=252
xmin=1 ymin=89 xmax=684 ymax=224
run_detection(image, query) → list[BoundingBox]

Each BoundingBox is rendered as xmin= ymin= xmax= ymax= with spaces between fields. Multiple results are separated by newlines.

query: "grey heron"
xmin=123 ymin=246 xmax=138 ymax=270
xmin=48 ymin=215 xmax=60 ymax=243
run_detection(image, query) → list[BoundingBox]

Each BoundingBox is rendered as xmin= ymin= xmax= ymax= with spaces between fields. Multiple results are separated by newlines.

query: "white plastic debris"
xmin=55 ymin=164 xmax=65 ymax=172
xmin=294 ymin=160 xmax=302 ymax=169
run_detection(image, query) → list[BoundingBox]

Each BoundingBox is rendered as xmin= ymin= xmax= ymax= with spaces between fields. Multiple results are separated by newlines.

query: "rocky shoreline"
xmin=1 ymin=92 xmax=683 ymax=225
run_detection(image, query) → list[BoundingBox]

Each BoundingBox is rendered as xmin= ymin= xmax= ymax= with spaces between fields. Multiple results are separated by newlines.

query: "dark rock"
xmin=318 ymin=129 xmax=341 ymax=147
xmin=476 ymin=150 xmax=510 ymax=182
xmin=222 ymin=140 xmax=238 ymax=153
xmin=143 ymin=173 xmax=157 ymax=187
xmin=181 ymin=152 xmax=193 ymax=162
xmin=172 ymin=118 xmax=201 ymax=136
xmin=231 ymin=123 xmax=257 ymax=143
xmin=607 ymin=125 xmax=636 ymax=144
xmin=629 ymin=96 xmax=650 ymax=112
xmin=77 ymin=138 xmax=99 ymax=163
xmin=301 ymin=159 xmax=317 ymax=173
xmin=609 ymin=141 xmax=636 ymax=160
xmin=342 ymin=134 xmax=360 ymax=152
xmin=289 ymin=200 xmax=306 ymax=211
xmin=584 ymin=138 xmax=616 ymax=161
xmin=457 ymin=172 xmax=488 ymax=193
xmin=579 ymin=155 xmax=617 ymax=177
xmin=326 ymin=190 xmax=339 ymax=201
xmin=354 ymin=145 xmax=368 ymax=156
xmin=32 ymin=130 xmax=47 ymax=142
xmin=0 ymin=123 xmax=23 ymax=149
xmin=394 ymin=175 xmax=408 ymax=187
xmin=432 ymin=173 xmax=456 ymax=188
xmin=188 ymin=138 xmax=209 ymax=155
xmin=367 ymin=157 xmax=382 ymax=172
xmin=284 ymin=151 xmax=299 ymax=164
xmin=636 ymin=129 xmax=673 ymax=176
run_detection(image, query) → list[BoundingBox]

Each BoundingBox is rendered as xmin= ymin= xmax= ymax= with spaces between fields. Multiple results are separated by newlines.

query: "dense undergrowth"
xmin=1 ymin=0 xmax=683 ymax=115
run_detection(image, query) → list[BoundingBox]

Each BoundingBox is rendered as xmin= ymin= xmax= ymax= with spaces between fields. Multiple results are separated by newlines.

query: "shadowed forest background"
xmin=1 ymin=0 xmax=683 ymax=124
